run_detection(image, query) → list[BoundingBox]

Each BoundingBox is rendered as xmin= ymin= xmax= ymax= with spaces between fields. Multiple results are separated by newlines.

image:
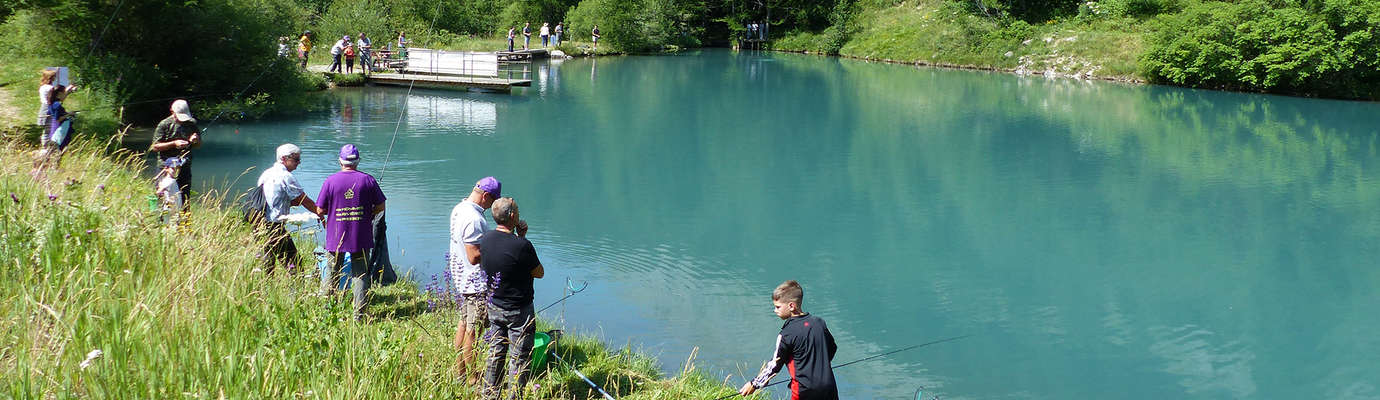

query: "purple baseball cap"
xmin=476 ymin=176 xmax=501 ymax=198
xmin=339 ymin=144 xmax=360 ymax=162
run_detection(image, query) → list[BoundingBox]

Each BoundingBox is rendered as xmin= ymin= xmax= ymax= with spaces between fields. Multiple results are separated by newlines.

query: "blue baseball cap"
xmin=339 ymin=144 xmax=360 ymax=162
xmin=476 ymin=176 xmax=501 ymax=198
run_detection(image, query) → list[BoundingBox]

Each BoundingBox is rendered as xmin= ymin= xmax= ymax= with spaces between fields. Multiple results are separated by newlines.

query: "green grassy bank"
xmin=773 ymin=0 xmax=1146 ymax=81
xmin=772 ymin=0 xmax=1380 ymax=100
xmin=0 ymin=140 xmax=745 ymax=399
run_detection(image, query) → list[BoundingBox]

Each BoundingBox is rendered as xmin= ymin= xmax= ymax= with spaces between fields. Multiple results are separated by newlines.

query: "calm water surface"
xmin=177 ymin=49 xmax=1380 ymax=399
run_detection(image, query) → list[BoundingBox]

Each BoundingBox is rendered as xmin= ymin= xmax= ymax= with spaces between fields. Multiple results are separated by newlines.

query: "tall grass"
xmin=0 ymin=140 xmax=744 ymax=399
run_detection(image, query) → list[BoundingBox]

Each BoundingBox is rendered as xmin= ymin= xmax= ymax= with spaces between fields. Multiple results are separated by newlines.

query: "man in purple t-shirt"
xmin=316 ymin=144 xmax=387 ymax=319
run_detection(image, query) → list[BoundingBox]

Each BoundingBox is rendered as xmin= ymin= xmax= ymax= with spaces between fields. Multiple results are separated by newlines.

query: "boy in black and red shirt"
xmin=738 ymin=280 xmax=839 ymax=400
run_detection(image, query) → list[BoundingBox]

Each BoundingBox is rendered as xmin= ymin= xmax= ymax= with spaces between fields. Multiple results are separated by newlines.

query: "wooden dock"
xmin=497 ymin=49 xmax=550 ymax=62
xmin=366 ymin=72 xmax=530 ymax=91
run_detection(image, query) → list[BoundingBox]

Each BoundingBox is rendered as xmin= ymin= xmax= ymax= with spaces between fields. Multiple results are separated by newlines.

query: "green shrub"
xmin=1 ymin=0 xmax=318 ymax=124
xmin=994 ymin=0 xmax=1082 ymax=22
xmin=1141 ymin=0 xmax=1380 ymax=99
xmin=566 ymin=0 xmax=651 ymax=52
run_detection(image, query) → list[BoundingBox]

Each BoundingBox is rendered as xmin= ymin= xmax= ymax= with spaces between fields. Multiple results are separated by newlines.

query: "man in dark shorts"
xmin=480 ymin=197 xmax=544 ymax=400
xmin=149 ymin=99 xmax=201 ymax=209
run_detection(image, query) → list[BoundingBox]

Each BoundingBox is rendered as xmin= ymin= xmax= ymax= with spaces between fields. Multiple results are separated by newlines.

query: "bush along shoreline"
xmin=0 ymin=140 xmax=746 ymax=399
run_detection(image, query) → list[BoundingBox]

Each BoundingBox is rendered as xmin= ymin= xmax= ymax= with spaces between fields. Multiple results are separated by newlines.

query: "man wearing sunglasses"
xmin=257 ymin=143 xmax=322 ymax=273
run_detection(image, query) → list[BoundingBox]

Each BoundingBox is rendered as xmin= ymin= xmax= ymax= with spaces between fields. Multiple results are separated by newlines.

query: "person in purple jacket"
xmin=316 ymin=144 xmax=387 ymax=319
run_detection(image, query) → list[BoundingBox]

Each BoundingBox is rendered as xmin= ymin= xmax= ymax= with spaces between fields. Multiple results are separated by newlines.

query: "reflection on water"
xmin=183 ymin=50 xmax=1380 ymax=400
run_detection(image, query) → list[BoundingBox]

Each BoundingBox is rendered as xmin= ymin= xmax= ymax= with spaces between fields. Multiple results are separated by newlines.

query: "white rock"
xmin=551 ymin=50 xmax=568 ymax=58
xmin=1004 ymin=51 xmax=1014 ymax=57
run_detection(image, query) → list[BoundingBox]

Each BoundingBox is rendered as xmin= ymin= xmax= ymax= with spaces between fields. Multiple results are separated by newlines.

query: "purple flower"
xmin=86 ymin=229 xmax=94 ymax=234
xmin=48 ymin=194 xmax=58 ymax=201
xmin=96 ymin=184 xmax=105 ymax=191
xmin=9 ymin=193 xmax=18 ymax=204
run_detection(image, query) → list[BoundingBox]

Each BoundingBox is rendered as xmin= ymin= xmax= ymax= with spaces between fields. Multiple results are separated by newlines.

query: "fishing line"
xmin=536 ymin=278 xmax=588 ymax=314
xmin=377 ymin=0 xmax=446 ymax=181
xmin=715 ymin=334 xmax=972 ymax=400
xmin=84 ymin=0 xmax=129 ymax=60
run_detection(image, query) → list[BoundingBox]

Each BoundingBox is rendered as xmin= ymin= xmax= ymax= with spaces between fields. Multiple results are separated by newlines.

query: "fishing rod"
xmin=537 ymin=278 xmax=589 ymax=314
xmin=545 ymin=330 xmax=618 ymax=400
xmin=714 ymin=334 xmax=972 ymax=400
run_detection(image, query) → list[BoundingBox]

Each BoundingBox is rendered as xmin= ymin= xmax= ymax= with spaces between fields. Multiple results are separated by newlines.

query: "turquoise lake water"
xmin=180 ymin=49 xmax=1380 ymax=399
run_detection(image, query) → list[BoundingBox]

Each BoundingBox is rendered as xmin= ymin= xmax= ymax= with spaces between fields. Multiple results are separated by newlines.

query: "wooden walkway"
xmin=366 ymin=72 xmax=531 ymax=91
xmin=497 ymin=49 xmax=550 ymax=62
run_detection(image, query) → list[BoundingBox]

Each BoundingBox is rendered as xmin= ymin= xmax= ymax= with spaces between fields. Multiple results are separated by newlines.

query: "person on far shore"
xmin=737 ymin=280 xmax=838 ymax=399
xmin=592 ymin=25 xmax=600 ymax=51
xmin=540 ymin=22 xmax=550 ymax=48
xmin=522 ymin=23 xmax=531 ymax=50
xmin=506 ymin=26 xmax=516 ymax=52
xmin=36 ymin=69 xmax=75 ymax=145
xmin=257 ymin=143 xmax=322 ymax=273
xmin=316 ymin=144 xmax=387 ymax=320
xmin=357 ymin=33 xmax=372 ymax=74
xmin=450 ymin=176 xmax=501 ymax=382
xmin=298 ymin=30 xmax=313 ymax=68
xmin=149 ymin=99 xmax=202 ymax=210
xmin=277 ymin=36 xmax=290 ymax=58
xmin=329 ymin=35 xmax=348 ymax=73
xmin=480 ymin=197 xmax=544 ymax=400
xmin=553 ymin=23 xmax=563 ymax=47
xmin=344 ymin=40 xmax=357 ymax=74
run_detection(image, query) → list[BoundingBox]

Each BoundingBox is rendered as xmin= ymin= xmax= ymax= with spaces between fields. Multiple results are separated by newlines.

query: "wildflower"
xmin=48 ymin=194 xmax=58 ymax=201
xmin=9 ymin=193 xmax=17 ymax=204
xmin=80 ymin=349 xmax=103 ymax=370
xmin=97 ymin=184 xmax=105 ymax=191
xmin=86 ymin=229 xmax=94 ymax=234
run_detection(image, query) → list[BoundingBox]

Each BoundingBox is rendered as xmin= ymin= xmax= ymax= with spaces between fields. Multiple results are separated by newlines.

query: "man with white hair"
xmin=149 ymin=99 xmax=201 ymax=209
xmin=256 ymin=143 xmax=322 ymax=273
xmin=316 ymin=144 xmax=386 ymax=319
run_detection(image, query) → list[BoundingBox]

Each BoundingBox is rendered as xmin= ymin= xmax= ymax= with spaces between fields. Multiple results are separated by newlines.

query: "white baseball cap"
xmin=170 ymin=99 xmax=194 ymax=122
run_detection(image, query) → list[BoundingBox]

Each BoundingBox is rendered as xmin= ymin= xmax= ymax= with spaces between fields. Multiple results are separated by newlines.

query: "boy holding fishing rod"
xmin=738 ymin=280 xmax=838 ymax=399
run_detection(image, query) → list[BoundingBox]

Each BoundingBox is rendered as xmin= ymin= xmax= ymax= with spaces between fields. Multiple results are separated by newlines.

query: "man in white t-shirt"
xmin=451 ymin=176 xmax=501 ymax=379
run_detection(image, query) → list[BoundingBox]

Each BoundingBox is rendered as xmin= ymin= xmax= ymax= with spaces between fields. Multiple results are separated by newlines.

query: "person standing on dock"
xmin=553 ymin=23 xmax=563 ymax=46
xmin=256 ymin=143 xmax=321 ymax=273
xmin=522 ymin=23 xmax=531 ymax=50
xmin=592 ymin=25 xmax=600 ymax=51
xmin=480 ymin=197 xmax=544 ymax=400
xmin=540 ymin=23 xmax=550 ymax=48
xmin=149 ymin=99 xmax=202 ymax=210
xmin=506 ymin=26 xmax=515 ymax=52
xmin=343 ymin=39 xmax=357 ymax=74
xmin=356 ymin=33 xmax=372 ymax=74
xmin=328 ymin=35 xmax=347 ymax=73
xmin=316 ymin=144 xmax=387 ymax=320
xmin=451 ymin=176 xmax=501 ymax=381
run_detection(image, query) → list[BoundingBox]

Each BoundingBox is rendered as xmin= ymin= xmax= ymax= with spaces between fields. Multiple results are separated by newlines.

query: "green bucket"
xmin=146 ymin=194 xmax=158 ymax=211
xmin=531 ymin=332 xmax=552 ymax=371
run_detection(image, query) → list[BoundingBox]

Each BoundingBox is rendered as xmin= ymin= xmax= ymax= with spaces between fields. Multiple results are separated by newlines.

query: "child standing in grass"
xmin=154 ymin=157 xmax=185 ymax=226
xmin=738 ymin=280 xmax=838 ymax=400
